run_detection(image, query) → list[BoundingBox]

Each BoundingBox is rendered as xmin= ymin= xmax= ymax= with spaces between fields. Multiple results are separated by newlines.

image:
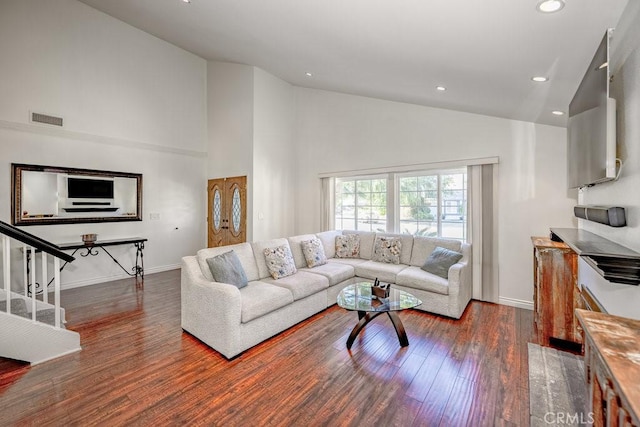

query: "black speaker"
xmin=574 ymin=205 xmax=626 ymax=227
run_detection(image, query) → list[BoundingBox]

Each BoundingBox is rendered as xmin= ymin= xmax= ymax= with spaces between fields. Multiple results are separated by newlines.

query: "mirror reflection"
xmin=12 ymin=163 xmax=143 ymax=226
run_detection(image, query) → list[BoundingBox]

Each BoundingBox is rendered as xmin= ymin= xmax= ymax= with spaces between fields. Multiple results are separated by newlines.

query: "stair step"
xmin=0 ymin=299 xmax=28 ymax=317
xmin=0 ymin=299 xmax=65 ymax=329
xmin=35 ymin=309 xmax=66 ymax=329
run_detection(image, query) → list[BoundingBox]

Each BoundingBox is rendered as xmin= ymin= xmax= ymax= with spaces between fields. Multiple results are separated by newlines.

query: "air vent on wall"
xmin=31 ymin=112 xmax=63 ymax=127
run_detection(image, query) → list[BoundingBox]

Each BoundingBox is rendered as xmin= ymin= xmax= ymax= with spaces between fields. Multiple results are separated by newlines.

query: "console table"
xmin=532 ymin=237 xmax=580 ymax=346
xmin=576 ymin=309 xmax=640 ymax=426
xmin=27 ymin=237 xmax=147 ymax=294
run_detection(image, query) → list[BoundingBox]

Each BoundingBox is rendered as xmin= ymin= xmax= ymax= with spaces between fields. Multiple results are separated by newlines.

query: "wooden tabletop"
xmin=531 ymin=236 xmax=571 ymax=250
xmin=576 ymin=309 xmax=640 ymax=421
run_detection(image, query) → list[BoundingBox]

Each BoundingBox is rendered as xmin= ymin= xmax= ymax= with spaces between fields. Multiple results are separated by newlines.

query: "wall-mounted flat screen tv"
xmin=567 ymin=29 xmax=617 ymax=189
xmin=67 ymin=177 xmax=114 ymax=199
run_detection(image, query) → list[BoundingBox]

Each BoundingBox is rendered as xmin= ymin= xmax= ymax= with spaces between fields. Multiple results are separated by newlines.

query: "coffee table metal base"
xmin=347 ymin=310 xmax=409 ymax=350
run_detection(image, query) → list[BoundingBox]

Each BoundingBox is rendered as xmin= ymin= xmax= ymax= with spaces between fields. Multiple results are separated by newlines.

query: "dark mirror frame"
xmin=11 ymin=163 xmax=143 ymax=226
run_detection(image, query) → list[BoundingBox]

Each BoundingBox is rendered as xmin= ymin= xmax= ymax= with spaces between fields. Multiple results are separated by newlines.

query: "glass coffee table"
xmin=337 ymin=282 xmax=422 ymax=350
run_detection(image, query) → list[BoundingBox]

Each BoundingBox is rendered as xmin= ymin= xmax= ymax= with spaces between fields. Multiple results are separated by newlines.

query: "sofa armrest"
xmin=447 ymin=261 xmax=470 ymax=294
xmin=444 ymin=243 xmax=472 ymax=317
xmin=181 ymin=256 xmax=242 ymax=355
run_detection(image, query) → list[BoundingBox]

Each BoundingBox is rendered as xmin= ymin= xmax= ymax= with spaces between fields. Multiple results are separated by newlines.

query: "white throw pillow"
xmin=335 ymin=234 xmax=360 ymax=258
xmin=301 ymin=237 xmax=327 ymax=268
xmin=263 ymin=244 xmax=297 ymax=279
xmin=372 ymin=236 xmax=402 ymax=264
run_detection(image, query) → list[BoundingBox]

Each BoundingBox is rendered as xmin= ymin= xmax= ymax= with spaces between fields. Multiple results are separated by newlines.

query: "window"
xmin=333 ymin=169 xmax=467 ymax=240
xmin=398 ymin=170 xmax=467 ymax=240
xmin=335 ymin=177 xmax=387 ymax=232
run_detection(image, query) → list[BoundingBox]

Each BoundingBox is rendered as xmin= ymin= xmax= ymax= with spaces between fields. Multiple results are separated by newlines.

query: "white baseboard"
xmin=499 ymin=297 xmax=534 ymax=311
xmin=59 ymin=264 xmax=180 ymax=291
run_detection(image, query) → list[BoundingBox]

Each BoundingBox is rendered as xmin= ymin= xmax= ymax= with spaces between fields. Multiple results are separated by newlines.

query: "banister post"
xmin=42 ymin=252 xmax=48 ymax=304
xmin=22 ymin=244 xmax=27 ymax=297
xmin=30 ymin=247 xmax=36 ymax=321
xmin=3 ymin=236 xmax=10 ymax=314
xmin=54 ymin=257 xmax=60 ymax=329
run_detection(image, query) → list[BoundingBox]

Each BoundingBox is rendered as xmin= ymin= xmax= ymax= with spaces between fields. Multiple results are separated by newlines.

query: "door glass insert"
xmin=213 ymin=189 xmax=221 ymax=230
xmin=232 ymin=187 xmax=241 ymax=233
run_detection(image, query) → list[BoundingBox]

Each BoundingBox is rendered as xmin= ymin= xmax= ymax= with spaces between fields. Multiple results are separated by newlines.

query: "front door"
xmin=207 ymin=176 xmax=247 ymax=247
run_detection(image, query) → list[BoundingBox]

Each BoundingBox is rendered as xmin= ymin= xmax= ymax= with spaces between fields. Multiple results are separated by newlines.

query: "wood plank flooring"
xmin=0 ymin=270 xmax=537 ymax=426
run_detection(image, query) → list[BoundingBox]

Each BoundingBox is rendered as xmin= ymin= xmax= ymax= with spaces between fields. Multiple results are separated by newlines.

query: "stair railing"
xmin=1 ymin=220 xmax=74 ymax=329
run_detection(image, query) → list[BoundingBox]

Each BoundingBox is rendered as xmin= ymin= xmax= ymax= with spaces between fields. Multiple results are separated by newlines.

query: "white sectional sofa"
xmin=181 ymin=230 xmax=471 ymax=359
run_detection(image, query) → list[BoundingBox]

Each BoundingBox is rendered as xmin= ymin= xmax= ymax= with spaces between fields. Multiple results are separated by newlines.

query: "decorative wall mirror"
xmin=12 ymin=163 xmax=142 ymax=226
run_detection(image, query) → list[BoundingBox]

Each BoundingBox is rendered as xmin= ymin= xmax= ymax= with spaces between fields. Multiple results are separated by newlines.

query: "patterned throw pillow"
xmin=335 ymin=234 xmax=360 ymax=258
xmin=301 ymin=237 xmax=327 ymax=268
xmin=263 ymin=244 xmax=297 ymax=279
xmin=372 ymin=236 xmax=402 ymax=264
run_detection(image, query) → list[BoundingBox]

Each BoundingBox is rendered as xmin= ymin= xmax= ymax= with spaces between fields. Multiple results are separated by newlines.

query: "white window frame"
xmin=334 ymin=174 xmax=390 ymax=232
xmin=332 ymin=168 xmax=468 ymax=241
xmin=395 ymin=168 xmax=467 ymax=241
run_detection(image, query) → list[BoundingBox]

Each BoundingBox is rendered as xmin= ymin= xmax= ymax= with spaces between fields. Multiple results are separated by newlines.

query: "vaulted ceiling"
xmin=79 ymin=0 xmax=628 ymax=126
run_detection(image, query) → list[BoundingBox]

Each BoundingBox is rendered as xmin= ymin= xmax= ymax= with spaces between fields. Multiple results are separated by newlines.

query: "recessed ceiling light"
xmin=305 ymin=72 xmax=313 ymax=77
xmin=552 ymin=110 xmax=565 ymax=116
xmin=436 ymin=86 xmax=446 ymax=91
xmin=182 ymin=0 xmax=191 ymax=3
xmin=531 ymin=76 xmax=549 ymax=82
xmin=536 ymin=0 xmax=565 ymax=13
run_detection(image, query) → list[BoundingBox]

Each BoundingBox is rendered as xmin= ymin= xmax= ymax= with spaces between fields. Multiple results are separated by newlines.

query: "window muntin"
xmin=335 ymin=177 xmax=387 ymax=232
xmin=333 ymin=169 xmax=467 ymax=241
xmin=399 ymin=170 xmax=466 ymax=240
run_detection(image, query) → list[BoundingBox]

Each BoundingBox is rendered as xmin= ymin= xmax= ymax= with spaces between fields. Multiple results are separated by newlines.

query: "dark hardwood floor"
xmin=0 ymin=270 xmax=537 ymax=426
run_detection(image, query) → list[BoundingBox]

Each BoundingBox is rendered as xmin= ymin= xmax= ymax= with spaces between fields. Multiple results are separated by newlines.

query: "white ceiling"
xmin=78 ymin=0 xmax=628 ymax=127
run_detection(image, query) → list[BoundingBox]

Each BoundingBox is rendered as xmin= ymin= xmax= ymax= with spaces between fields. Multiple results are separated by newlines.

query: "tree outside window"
xmin=335 ymin=178 xmax=387 ymax=232
xmin=334 ymin=169 xmax=466 ymax=241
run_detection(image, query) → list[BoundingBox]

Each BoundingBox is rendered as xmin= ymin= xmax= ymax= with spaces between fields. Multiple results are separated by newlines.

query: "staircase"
xmin=0 ymin=220 xmax=81 ymax=364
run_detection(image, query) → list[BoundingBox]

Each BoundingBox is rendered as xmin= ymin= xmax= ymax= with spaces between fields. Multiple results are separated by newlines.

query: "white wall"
xmin=206 ymin=63 xmax=295 ymax=242
xmin=252 ymin=68 xmax=296 ymax=241
xmin=206 ymin=61 xmax=255 ymax=240
xmin=580 ymin=3 xmax=640 ymax=251
xmin=293 ymin=88 xmax=577 ymax=306
xmin=206 ymin=61 xmax=255 ymax=178
xmin=0 ymin=0 xmax=207 ymax=289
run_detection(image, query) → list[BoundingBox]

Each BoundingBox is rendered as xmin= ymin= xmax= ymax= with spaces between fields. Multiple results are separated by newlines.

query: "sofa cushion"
xmin=376 ymin=232 xmax=414 ymax=265
xmin=354 ymin=260 xmax=408 ymax=283
xmin=301 ymin=237 xmax=327 ymax=268
xmin=263 ymin=244 xmax=297 ymax=279
xmin=335 ymin=234 xmax=360 ymax=258
xmin=252 ymin=238 xmax=290 ymax=279
xmin=301 ymin=262 xmax=354 ymax=286
xmin=421 ymin=246 xmax=463 ymax=279
xmin=206 ymin=250 xmax=248 ymax=288
xmin=328 ymin=258 xmax=368 ymax=268
xmin=240 ymin=281 xmax=294 ymax=323
xmin=396 ymin=266 xmax=449 ymax=295
xmin=316 ymin=230 xmax=342 ymax=258
xmin=343 ymin=230 xmax=376 ymax=259
xmin=287 ymin=234 xmax=317 ymax=268
xmin=409 ymin=236 xmax=462 ymax=267
xmin=198 ymin=243 xmax=260 ymax=282
xmin=263 ymin=271 xmax=330 ymax=301
xmin=371 ymin=236 xmax=402 ymax=264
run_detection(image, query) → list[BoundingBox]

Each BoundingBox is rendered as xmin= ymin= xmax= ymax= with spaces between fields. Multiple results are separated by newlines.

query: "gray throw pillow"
xmin=421 ymin=246 xmax=463 ymax=279
xmin=206 ymin=250 xmax=248 ymax=289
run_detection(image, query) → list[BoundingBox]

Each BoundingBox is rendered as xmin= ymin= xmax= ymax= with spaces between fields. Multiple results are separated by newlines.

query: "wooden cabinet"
xmin=576 ymin=309 xmax=640 ymax=427
xmin=532 ymin=237 xmax=581 ymax=345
